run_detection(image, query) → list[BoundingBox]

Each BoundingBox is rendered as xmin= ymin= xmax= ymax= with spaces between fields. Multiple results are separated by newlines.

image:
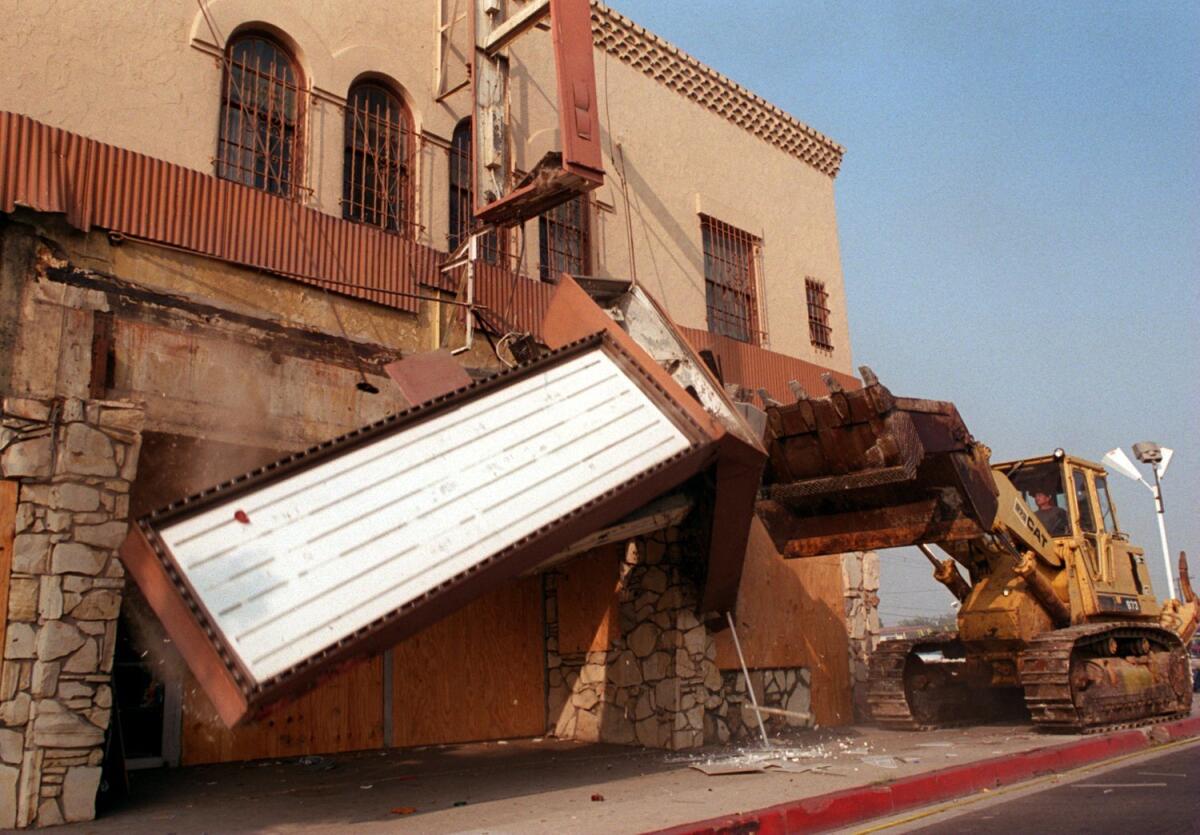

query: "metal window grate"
xmin=217 ymin=34 xmax=306 ymax=199
xmin=805 ymin=278 xmax=833 ymax=350
xmin=539 ymin=194 xmax=590 ymax=281
xmin=701 ymin=215 xmax=763 ymax=345
xmin=448 ymin=119 xmax=504 ymax=262
xmin=342 ymin=82 xmax=416 ymax=236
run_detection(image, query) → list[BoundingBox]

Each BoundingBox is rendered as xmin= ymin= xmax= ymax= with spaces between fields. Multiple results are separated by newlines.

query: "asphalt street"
xmin=886 ymin=740 xmax=1200 ymax=835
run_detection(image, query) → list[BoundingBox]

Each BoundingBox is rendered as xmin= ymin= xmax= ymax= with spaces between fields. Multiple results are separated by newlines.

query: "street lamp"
xmin=1102 ymin=443 xmax=1176 ymax=600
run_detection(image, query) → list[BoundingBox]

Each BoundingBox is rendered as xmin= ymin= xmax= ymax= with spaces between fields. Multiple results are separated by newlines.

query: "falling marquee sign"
xmin=120 ymin=333 xmax=734 ymax=726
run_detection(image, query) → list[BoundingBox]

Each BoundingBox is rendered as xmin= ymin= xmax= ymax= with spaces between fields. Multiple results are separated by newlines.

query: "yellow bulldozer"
xmin=754 ymin=369 xmax=1197 ymax=733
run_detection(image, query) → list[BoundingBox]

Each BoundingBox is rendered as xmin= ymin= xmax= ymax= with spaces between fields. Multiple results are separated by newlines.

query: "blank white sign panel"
xmin=157 ymin=348 xmax=691 ymax=683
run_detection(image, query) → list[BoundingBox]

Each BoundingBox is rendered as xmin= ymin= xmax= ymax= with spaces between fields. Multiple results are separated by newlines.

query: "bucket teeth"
xmin=757 ymin=387 xmax=781 ymax=408
xmin=787 ymin=380 xmax=809 ymax=401
xmin=859 ymin=365 xmax=880 ymax=387
xmin=821 ymin=372 xmax=844 ymax=394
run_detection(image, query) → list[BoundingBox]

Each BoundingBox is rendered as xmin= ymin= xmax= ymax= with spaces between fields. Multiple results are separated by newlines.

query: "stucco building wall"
xmin=0 ymin=1 xmax=852 ymax=371
xmin=0 ymin=3 xmax=879 ymax=826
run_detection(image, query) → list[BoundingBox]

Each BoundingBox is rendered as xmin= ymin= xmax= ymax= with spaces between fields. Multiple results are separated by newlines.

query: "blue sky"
xmin=605 ymin=1 xmax=1199 ymax=622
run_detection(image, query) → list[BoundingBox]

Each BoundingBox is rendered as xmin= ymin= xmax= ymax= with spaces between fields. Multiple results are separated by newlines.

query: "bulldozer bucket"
xmin=756 ymin=369 xmax=999 ymax=557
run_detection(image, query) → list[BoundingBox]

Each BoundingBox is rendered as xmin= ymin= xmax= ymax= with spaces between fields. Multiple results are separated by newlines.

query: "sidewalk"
xmin=58 ymin=705 xmax=1200 ymax=834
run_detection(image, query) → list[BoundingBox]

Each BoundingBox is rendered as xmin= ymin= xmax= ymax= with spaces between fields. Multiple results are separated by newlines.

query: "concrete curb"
xmin=649 ymin=715 xmax=1200 ymax=835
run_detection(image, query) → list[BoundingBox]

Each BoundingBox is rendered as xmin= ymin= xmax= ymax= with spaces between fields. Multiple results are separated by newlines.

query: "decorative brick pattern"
xmin=0 ymin=396 xmax=143 ymax=828
xmin=592 ymin=4 xmax=846 ymax=177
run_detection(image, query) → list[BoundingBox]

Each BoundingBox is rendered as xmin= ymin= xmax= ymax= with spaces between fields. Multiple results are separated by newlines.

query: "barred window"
xmin=448 ymin=119 xmax=472 ymax=251
xmin=538 ymin=194 xmax=589 ymax=281
xmin=448 ymin=119 xmax=503 ymax=262
xmin=217 ymin=33 xmax=304 ymax=198
xmin=701 ymin=215 xmax=762 ymax=345
xmin=805 ymin=278 xmax=833 ymax=350
xmin=343 ymin=81 xmax=412 ymax=234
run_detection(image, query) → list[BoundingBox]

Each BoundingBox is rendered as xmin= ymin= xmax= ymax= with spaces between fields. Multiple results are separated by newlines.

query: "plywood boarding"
xmin=0 ymin=481 xmax=17 ymax=673
xmin=181 ymin=655 xmax=384 ymax=765
xmin=390 ymin=576 xmax=543 ymax=748
xmin=154 ymin=347 xmax=692 ymax=685
xmin=714 ymin=517 xmax=851 ymax=726
xmin=556 ymin=545 xmax=621 ymax=654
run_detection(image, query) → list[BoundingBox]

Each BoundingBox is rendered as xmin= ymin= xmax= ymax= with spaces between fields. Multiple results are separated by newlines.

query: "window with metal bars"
xmin=448 ymin=119 xmax=503 ymax=262
xmin=538 ymin=194 xmax=589 ymax=281
xmin=701 ymin=215 xmax=762 ymax=345
xmin=342 ymin=81 xmax=413 ymax=235
xmin=217 ymin=33 xmax=305 ymax=198
xmin=805 ymin=278 xmax=834 ymax=350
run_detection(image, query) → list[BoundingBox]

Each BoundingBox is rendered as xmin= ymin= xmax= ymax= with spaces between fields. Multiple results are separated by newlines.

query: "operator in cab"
xmin=1033 ymin=488 xmax=1069 ymax=536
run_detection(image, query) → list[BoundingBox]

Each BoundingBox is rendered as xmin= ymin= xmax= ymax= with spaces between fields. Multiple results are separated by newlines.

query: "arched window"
xmin=217 ymin=32 xmax=304 ymax=197
xmin=343 ymin=81 xmax=412 ymax=234
xmin=448 ymin=119 xmax=473 ymax=252
xmin=447 ymin=118 xmax=503 ymax=262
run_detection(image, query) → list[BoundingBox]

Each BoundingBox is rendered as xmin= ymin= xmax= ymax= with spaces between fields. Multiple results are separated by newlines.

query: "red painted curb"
xmin=648 ymin=714 xmax=1200 ymax=835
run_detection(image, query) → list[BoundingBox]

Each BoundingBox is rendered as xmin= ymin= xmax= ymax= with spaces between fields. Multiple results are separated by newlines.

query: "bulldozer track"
xmin=870 ymin=624 xmax=1193 ymax=735
xmin=867 ymin=634 xmax=999 ymax=730
xmin=867 ymin=636 xmax=933 ymax=730
xmin=1018 ymin=623 xmax=1193 ymax=734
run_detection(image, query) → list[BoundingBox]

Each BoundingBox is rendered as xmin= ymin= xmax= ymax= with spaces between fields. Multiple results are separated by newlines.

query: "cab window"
xmin=1094 ymin=475 xmax=1117 ymax=534
xmin=1010 ymin=463 xmax=1070 ymax=537
xmin=1072 ymin=469 xmax=1096 ymax=533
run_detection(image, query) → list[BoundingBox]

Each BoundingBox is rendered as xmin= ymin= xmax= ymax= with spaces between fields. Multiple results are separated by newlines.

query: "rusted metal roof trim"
xmin=0 ymin=111 xmax=443 ymax=315
xmin=120 ymin=332 xmax=721 ymax=726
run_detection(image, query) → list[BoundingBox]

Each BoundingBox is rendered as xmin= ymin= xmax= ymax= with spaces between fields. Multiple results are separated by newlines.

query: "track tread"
xmin=1018 ymin=623 xmax=1192 ymax=734
xmin=867 ymin=633 xmax=978 ymax=730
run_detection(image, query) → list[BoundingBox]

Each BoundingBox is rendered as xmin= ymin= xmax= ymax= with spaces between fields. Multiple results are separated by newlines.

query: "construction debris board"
xmin=159 ymin=350 xmax=691 ymax=681
xmin=121 ymin=334 xmax=724 ymax=726
xmin=541 ymin=276 xmax=768 ymax=614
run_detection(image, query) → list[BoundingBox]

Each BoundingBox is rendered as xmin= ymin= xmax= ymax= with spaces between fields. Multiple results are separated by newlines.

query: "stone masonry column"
xmin=0 ymin=396 xmax=143 ymax=827
xmin=842 ymin=551 xmax=881 ymax=721
xmin=547 ymin=535 xmax=717 ymax=751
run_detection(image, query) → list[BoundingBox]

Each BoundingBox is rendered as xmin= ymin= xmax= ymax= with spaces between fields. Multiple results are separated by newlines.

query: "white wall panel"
xmin=158 ymin=348 xmax=690 ymax=683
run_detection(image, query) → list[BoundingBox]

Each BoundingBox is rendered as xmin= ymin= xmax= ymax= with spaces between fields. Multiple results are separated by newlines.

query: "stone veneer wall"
xmin=545 ymin=535 xmax=815 ymax=750
xmin=842 ymin=551 xmax=881 ymax=720
xmin=546 ymin=536 xmax=718 ymax=751
xmin=712 ymin=668 xmax=812 ymax=743
xmin=0 ymin=396 xmax=143 ymax=828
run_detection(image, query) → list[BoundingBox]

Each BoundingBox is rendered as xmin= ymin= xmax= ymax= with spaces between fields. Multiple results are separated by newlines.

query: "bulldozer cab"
xmin=1001 ymin=454 xmax=1159 ymax=612
xmin=1000 ymin=458 xmax=1073 ymax=539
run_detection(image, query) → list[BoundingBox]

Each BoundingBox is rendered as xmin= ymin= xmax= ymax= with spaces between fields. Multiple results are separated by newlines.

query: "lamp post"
xmin=1102 ymin=443 xmax=1176 ymax=600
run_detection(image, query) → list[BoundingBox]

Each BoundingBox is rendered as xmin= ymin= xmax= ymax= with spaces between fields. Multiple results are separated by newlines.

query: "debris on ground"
xmin=761 ymin=759 xmax=836 ymax=774
xmin=297 ymin=756 xmax=335 ymax=771
xmin=690 ymin=762 xmax=766 ymax=776
xmin=591 ymin=793 xmax=605 ymax=802
xmin=862 ymin=756 xmax=899 ymax=769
